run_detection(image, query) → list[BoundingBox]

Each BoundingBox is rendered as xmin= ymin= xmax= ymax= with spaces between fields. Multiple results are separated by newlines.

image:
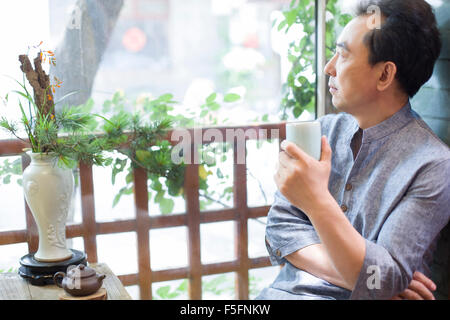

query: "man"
xmin=257 ymin=0 xmax=449 ymax=300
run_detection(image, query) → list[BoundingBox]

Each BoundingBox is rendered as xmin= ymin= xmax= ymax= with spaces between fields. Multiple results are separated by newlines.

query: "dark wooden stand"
xmin=18 ymin=249 xmax=87 ymax=286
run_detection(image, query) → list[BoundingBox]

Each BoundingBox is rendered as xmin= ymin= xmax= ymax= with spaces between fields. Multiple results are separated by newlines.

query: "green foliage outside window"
xmin=276 ymin=0 xmax=352 ymax=119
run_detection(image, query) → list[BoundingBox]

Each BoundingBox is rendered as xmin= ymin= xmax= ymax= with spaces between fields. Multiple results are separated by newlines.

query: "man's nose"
xmin=324 ymin=54 xmax=337 ymax=77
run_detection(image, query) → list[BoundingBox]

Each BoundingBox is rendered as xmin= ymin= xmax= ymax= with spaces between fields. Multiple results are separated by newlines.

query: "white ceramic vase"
xmin=22 ymin=152 xmax=73 ymax=262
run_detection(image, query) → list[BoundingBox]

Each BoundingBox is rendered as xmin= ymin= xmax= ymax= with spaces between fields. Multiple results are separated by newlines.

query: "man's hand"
xmin=275 ymin=136 xmax=332 ymax=214
xmin=391 ymin=271 xmax=437 ymax=300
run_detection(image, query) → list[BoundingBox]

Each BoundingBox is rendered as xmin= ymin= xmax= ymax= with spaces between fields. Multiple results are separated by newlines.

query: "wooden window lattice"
xmin=0 ymin=124 xmax=284 ymax=299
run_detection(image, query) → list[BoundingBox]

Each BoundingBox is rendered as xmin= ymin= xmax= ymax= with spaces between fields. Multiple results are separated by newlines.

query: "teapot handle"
xmin=53 ymin=272 xmax=65 ymax=288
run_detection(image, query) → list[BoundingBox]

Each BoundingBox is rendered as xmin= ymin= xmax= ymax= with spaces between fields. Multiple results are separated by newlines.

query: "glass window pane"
xmin=93 ymin=153 xmax=135 ymax=222
xmin=152 ymin=278 xmax=189 ymax=300
xmin=67 ymin=168 xmax=82 ymax=225
xmin=201 ymin=221 xmax=234 ymax=264
xmin=248 ymin=217 xmax=268 ymax=259
xmin=246 ymin=139 xmax=278 ymax=208
xmin=149 ymin=226 xmax=188 ymax=270
xmin=96 ymin=232 xmax=138 ymax=276
xmin=202 ymin=272 xmax=235 ymax=300
xmin=0 ymin=156 xmax=26 ymax=232
xmin=199 ymin=142 xmax=234 ymax=212
xmin=67 ymin=236 xmax=85 ymax=253
xmin=149 ymin=177 xmax=186 ymax=217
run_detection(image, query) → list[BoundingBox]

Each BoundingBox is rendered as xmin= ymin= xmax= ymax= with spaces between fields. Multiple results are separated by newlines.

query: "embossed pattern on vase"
xmin=22 ymin=152 xmax=74 ymax=262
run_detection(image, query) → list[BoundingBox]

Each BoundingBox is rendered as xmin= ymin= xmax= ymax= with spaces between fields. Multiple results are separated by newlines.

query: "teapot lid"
xmin=67 ymin=264 xmax=96 ymax=278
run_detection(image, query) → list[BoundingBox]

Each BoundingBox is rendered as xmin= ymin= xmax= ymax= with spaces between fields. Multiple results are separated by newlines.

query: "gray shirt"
xmin=257 ymin=102 xmax=450 ymax=300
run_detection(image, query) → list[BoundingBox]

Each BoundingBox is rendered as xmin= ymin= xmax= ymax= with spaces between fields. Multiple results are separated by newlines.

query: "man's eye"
xmin=336 ymin=49 xmax=346 ymax=58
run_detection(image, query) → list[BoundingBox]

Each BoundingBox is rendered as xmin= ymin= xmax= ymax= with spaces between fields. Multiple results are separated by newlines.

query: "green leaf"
xmin=112 ymin=91 xmax=123 ymax=105
xmin=159 ymin=93 xmax=174 ymax=102
xmin=136 ymin=150 xmax=151 ymax=162
xmin=11 ymin=90 xmax=37 ymax=109
xmin=176 ymin=280 xmax=188 ymax=292
xmin=288 ymin=53 xmax=298 ymax=63
xmin=206 ymin=93 xmax=217 ymax=103
xmin=200 ymin=110 xmax=208 ymax=118
xmin=112 ymin=158 xmax=128 ymax=185
xmin=54 ymin=90 xmax=79 ymax=106
xmin=293 ymin=107 xmax=303 ymax=118
xmin=284 ymin=9 xmax=297 ymax=28
xmin=199 ymin=176 xmax=209 ymax=190
xmin=207 ymin=102 xmax=220 ymax=111
xmin=112 ymin=186 xmax=133 ymax=207
xmin=112 ymin=192 xmax=122 ymax=208
xmin=125 ymin=171 xmax=134 ymax=184
xmin=223 ymin=93 xmax=241 ymax=103
xmin=159 ymin=198 xmax=174 ymax=215
xmin=339 ymin=14 xmax=352 ymax=27
xmin=151 ymin=180 xmax=163 ymax=192
xmin=202 ymin=274 xmax=229 ymax=295
xmin=103 ymin=158 xmax=113 ymax=167
xmin=3 ymin=175 xmax=11 ymax=184
xmin=271 ymin=18 xmax=278 ymax=29
xmin=102 ymin=100 xmax=112 ymax=113
xmin=224 ymin=186 xmax=233 ymax=194
xmin=154 ymin=190 xmax=164 ymax=203
xmin=156 ymin=286 xmax=170 ymax=298
xmin=277 ymin=20 xmax=287 ymax=31
xmin=167 ymin=292 xmax=180 ymax=299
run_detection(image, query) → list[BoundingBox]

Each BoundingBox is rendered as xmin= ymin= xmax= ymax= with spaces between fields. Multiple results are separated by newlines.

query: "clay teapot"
xmin=54 ymin=264 xmax=106 ymax=296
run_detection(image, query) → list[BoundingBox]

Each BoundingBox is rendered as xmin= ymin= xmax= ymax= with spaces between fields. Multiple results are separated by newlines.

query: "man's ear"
xmin=376 ymin=61 xmax=397 ymax=92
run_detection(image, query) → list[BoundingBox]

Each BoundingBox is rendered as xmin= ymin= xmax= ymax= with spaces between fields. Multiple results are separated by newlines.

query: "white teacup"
xmin=285 ymin=121 xmax=322 ymax=160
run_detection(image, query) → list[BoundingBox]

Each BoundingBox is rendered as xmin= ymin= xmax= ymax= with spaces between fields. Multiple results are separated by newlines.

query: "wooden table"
xmin=0 ymin=263 xmax=132 ymax=300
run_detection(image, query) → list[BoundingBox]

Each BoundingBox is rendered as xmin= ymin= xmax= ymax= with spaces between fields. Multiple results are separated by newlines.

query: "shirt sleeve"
xmin=350 ymin=159 xmax=450 ymax=300
xmin=265 ymin=190 xmax=321 ymax=265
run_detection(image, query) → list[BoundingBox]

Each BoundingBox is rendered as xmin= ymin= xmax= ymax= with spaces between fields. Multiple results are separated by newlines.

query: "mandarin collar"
xmin=346 ymin=101 xmax=414 ymax=144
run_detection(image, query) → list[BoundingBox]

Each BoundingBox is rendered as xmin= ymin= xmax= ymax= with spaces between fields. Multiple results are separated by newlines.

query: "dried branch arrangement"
xmin=18 ymin=53 xmax=55 ymax=116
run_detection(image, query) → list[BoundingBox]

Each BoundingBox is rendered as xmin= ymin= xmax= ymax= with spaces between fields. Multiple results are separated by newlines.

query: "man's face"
xmin=324 ymin=16 xmax=380 ymax=113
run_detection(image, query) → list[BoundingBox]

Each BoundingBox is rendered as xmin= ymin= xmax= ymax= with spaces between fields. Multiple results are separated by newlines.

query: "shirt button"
xmin=276 ymin=249 xmax=281 ymax=257
xmin=341 ymin=204 xmax=348 ymax=212
xmin=345 ymin=183 xmax=353 ymax=191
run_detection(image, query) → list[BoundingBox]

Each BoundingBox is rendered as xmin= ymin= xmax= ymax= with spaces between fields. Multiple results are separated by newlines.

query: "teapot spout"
xmin=98 ymin=274 xmax=106 ymax=282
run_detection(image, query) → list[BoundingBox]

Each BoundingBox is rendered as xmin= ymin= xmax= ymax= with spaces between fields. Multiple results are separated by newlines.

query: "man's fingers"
xmin=413 ymin=271 xmax=436 ymax=291
xmin=278 ymin=151 xmax=292 ymax=168
xmin=281 ymin=140 xmax=309 ymax=163
xmin=408 ymin=279 xmax=435 ymax=300
xmin=319 ymin=136 xmax=332 ymax=163
xmin=399 ymin=288 xmax=424 ymax=300
xmin=274 ymin=161 xmax=289 ymax=183
xmin=274 ymin=170 xmax=281 ymax=187
xmin=390 ymin=295 xmax=403 ymax=300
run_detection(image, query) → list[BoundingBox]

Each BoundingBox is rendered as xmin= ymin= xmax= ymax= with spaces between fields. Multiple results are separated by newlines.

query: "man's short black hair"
xmin=355 ymin=0 xmax=442 ymax=97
